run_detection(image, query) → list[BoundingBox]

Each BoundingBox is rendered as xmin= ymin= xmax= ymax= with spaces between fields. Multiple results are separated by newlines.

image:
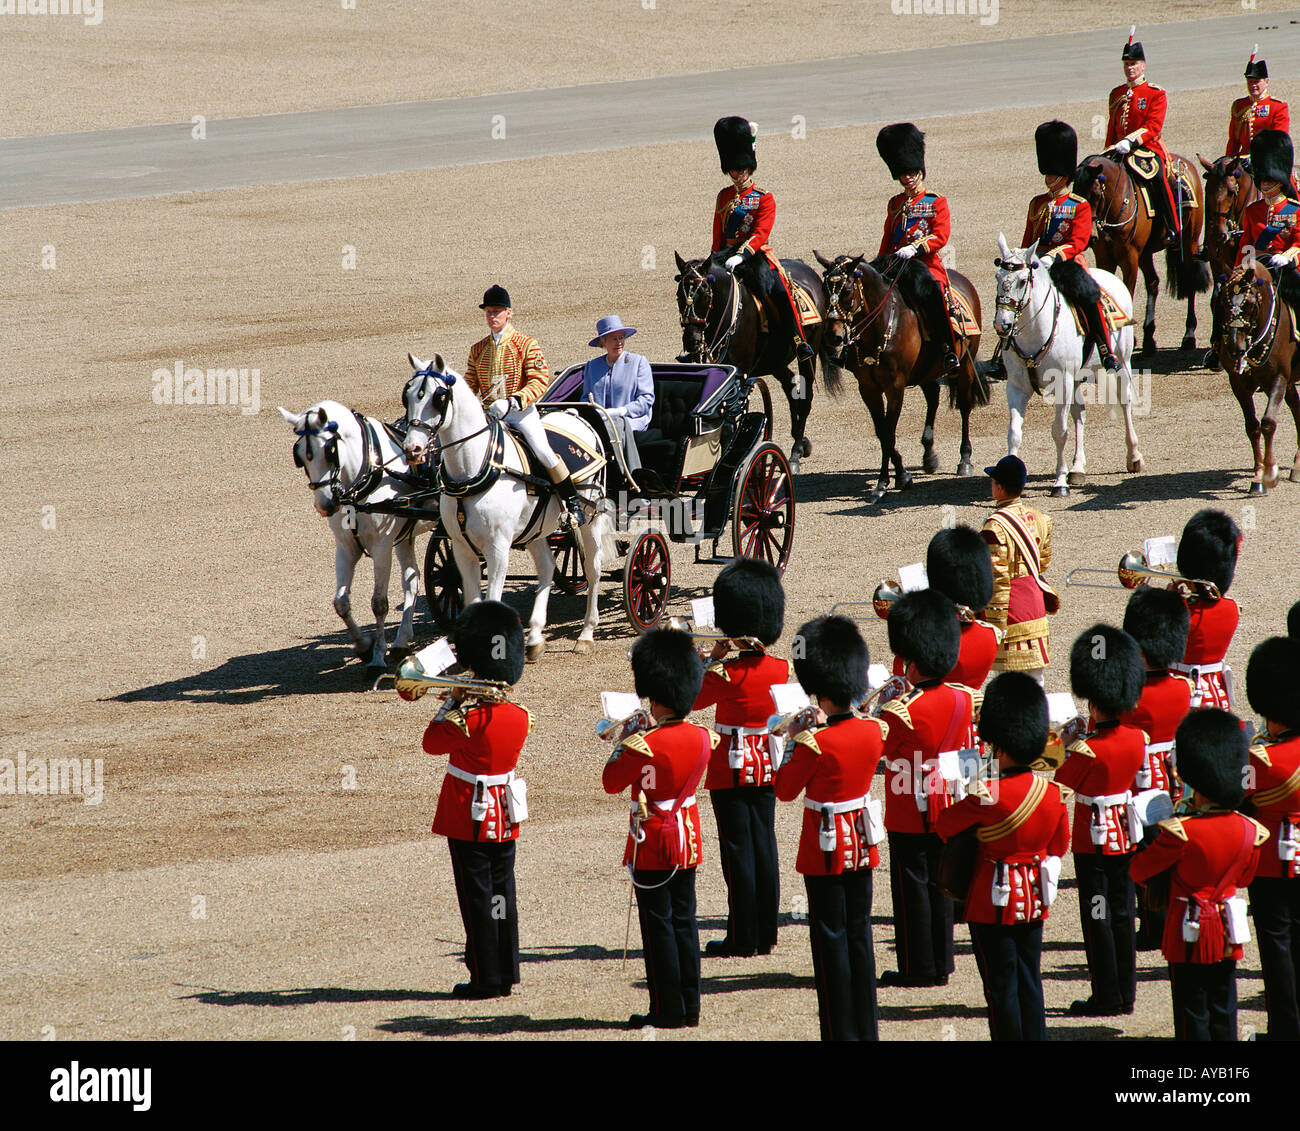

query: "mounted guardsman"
xmin=1106 ymin=27 xmax=1181 ymax=248
xmin=875 ymin=122 xmax=961 ymax=375
xmin=711 ymin=116 xmax=815 ymax=362
xmin=1227 ymin=46 xmax=1290 ymax=158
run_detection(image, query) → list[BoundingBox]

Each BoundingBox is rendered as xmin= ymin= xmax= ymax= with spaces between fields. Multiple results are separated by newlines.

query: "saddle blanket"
xmin=947 ymin=288 xmax=979 ymax=337
xmin=506 ymin=410 xmax=606 ymax=493
xmin=755 ymin=261 xmax=823 ymax=330
xmin=1125 ymin=150 xmax=1196 ymax=221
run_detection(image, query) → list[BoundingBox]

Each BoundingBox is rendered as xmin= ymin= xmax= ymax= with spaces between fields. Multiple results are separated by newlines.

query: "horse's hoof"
xmin=573 ymin=639 xmax=594 ymax=656
xmin=1127 ymin=457 xmax=1144 ymax=473
xmin=1050 ymin=485 xmax=1070 ymax=499
xmin=1248 ymin=481 xmax=1266 ymax=496
xmin=1067 ymin=471 xmax=1086 ymax=487
xmin=788 ymin=457 xmax=801 ymax=475
xmin=896 ymin=471 xmax=914 ymax=491
xmin=1264 ymin=474 xmax=1281 ymax=491
xmin=798 ymin=437 xmax=813 ymax=458
xmin=922 ymin=450 xmax=940 ymax=474
xmin=354 ymin=634 xmax=375 ymax=659
xmin=867 ymin=484 xmax=888 ymax=505
xmin=1181 ymin=336 xmax=1196 ymax=351
xmin=525 ymin=642 xmax=546 ymax=663
xmin=956 ymin=460 xmax=974 ymax=477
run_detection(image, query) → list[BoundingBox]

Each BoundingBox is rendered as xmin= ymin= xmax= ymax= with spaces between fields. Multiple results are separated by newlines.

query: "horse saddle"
xmin=1124 ymin=149 xmax=1195 ymax=220
xmin=947 ymin=288 xmax=979 ymax=337
xmin=754 ymin=262 xmax=822 ymax=331
xmin=504 ymin=410 xmax=606 ymax=494
xmin=1067 ymin=283 xmax=1135 ymax=336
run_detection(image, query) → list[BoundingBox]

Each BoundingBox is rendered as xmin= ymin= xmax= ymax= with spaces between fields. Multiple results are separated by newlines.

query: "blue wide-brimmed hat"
xmin=589 ymin=314 xmax=638 ymax=348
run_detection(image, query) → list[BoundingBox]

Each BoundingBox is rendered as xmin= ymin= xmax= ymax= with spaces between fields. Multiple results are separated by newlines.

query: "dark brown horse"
xmin=1073 ymin=152 xmax=1209 ymax=354
xmin=674 ymin=251 xmax=840 ymax=473
xmin=1198 ymin=154 xmax=1261 ymax=367
xmin=814 ymin=251 xmax=989 ymax=504
xmin=1213 ymin=260 xmax=1300 ymax=493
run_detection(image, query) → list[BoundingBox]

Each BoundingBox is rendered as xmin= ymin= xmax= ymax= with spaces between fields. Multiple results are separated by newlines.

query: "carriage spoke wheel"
xmin=548 ymin=530 xmax=587 ymax=596
xmin=731 ymin=442 xmax=795 ymax=575
xmin=755 ymin=378 xmax=774 ymax=441
xmin=422 ymin=529 xmax=464 ymax=633
xmin=622 ymin=529 xmax=671 ymax=632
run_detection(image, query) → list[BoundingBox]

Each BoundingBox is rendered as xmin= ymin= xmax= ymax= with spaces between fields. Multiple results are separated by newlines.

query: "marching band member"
xmin=1172 ymin=509 xmax=1242 ymax=709
xmin=875 ymin=122 xmax=961 ymax=375
xmin=1106 ymin=28 xmax=1181 ymax=247
xmin=1054 ymin=624 xmax=1147 ymax=1017
xmin=692 ymin=559 xmax=788 ymax=959
xmin=936 ymin=673 xmax=1069 ymax=1041
xmin=925 ymin=524 xmax=1002 ymax=689
xmin=878 ymin=589 xmax=979 ymax=988
xmin=1226 ymin=47 xmax=1289 ymax=158
xmin=981 ymin=455 xmax=1057 ymax=686
xmin=602 ymin=628 xmax=718 ymax=1029
xmin=465 ymin=285 xmax=586 ymax=527
xmin=775 ymin=615 xmax=888 ymax=1041
xmin=1243 ymin=636 xmax=1300 ymax=1040
xmin=422 ymin=600 xmax=529 ymax=1000
xmin=711 ymin=116 xmax=815 ymax=362
xmin=1131 ymin=710 xmax=1267 ymax=1041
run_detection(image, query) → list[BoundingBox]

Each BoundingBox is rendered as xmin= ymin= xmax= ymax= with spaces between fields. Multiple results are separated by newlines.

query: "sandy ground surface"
xmin=4 ymin=9 xmax=1300 ymax=1043
xmin=2 ymin=0 xmax=1295 ymax=137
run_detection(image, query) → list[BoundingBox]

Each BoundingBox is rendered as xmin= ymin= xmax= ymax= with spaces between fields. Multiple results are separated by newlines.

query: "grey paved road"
xmin=3 ymin=11 xmax=1298 ymax=210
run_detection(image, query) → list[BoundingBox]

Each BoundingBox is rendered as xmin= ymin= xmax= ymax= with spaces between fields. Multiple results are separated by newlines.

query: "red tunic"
xmin=936 ymin=768 xmax=1070 ymax=925
xmin=602 ymin=718 xmax=717 ymax=871
xmin=713 ymin=184 xmax=777 ymax=264
xmin=1227 ymin=95 xmax=1291 ymax=157
xmin=425 ymin=702 xmax=530 ymax=843
xmin=1235 ymin=195 xmax=1300 ymax=267
xmin=693 ymin=651 xmax=791 ymax=790
xmin=1176 ymin=594 xmax=1240 ymax=708
xmin=891 ymin=618 xmax=1001 ymax=690
xmin=879 ymin=681 xmax=979 ymax=835
xmin=775 ymin=714 xmax=888 ymax=875
xmin=1054 ymin=720 xmax=1148 ymax=855
xmin=1021 ymin=190 xmax=1093 ymax=264
xmin=1119 ymin=671 xmax=1194 ymax=795
xmin=879 ymin=189 xmax=950 ymax=289
xmin=1106 ymin=80 xmax=1169 ymax=162
xmin=1245 ymin=731 xmax=1300 ymax=880
xmin=1131 ymin=811 xmax=1265 ymax=964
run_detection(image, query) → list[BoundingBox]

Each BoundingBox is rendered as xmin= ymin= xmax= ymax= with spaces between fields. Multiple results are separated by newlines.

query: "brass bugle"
xmin=871 ymin=580 xmax=902 ymax=619
xmin=665 ymin=616 xmax=764 ymax=651
xmin=392 ymin=661 xmax=511 ymax=703
xmin=1065 ymin=551 xmax=1222 ymax=601
xmin=766 ymin=705 xmax=818 ymax=736
xmin=596 ymin=709 xmax=652 ymax=742
xmin=828 ymin=601 xmax=877 ymax=623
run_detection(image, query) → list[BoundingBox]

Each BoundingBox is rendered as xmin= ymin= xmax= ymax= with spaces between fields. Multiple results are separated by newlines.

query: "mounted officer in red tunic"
xmin=1106 ymin=27 xmax=1181 ymax=248
xmin=875 ymin=122 xmax=961 ymax=375
xmin=1227 ymin=46 xmax=1290 ymax=158
xmin=711 ymin=116 xmax=814 ymax=362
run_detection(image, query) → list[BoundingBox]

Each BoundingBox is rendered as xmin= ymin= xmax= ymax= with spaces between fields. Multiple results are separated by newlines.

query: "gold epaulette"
xmin=1158 ymin=816 xmax=1187 ymax=841
xmin=1171 ymin=673 xmax=1196 ymax=694
xmin=620 ymin=733 xmax=654 ymax=759
xmin=1250 ymin=740 xmax=1273 ymax=769
xmin=1139 ymin=728 xmax=1151 ymax=748
xmin=881 ymin=695 xmax=916 ymax=729
xmin=706 ymin=658 xmax=730 ymax=682
xmin=442 ymin=709 xmax=470 ymax=738
xmin=707 ymin=729 xmax=722 ymax=750
xmin=1146 ymin=81 xmax=1164 ymax=91
xmin=1250 ymin=817 xmax=1271 ymax=847
xmin=976 ymin=618 xmax=1006 ymax=645
xmin=966 ymin=778 xmax=993 ymax=804
xmin=1066 ymin=738 xmax=1095 ymax=759
xmin=793 ymin=730 xmax=821 ymax=756
xmin=523 ymin=707 xmax=534 ymax=735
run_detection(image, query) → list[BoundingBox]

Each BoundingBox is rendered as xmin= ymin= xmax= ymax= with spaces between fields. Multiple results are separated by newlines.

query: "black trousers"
xmin=805 ymin=870 xmax=878 ymax=1040
xmin=739 ymin=255 xmax=806 ymax=347
xmin=711 ymin=787 xmax=780 ymax=953
xmin=1075 ymin=852 xmax=1137 ymax=1009
xmin=447 ymin=838 xmax=519 ymax=989
xmin=1250 ymin=877 xmax=1300 ymax=1040
xmin=634 ymin=867 xmax=700 ymax=1021
xmin=970 ymin=922 xmax=1046 ymax=1041
xmin=1169 ymin=960 xmax=1238 ymax=1041
xmin=887 ymin=831 xmax=954 ymax=980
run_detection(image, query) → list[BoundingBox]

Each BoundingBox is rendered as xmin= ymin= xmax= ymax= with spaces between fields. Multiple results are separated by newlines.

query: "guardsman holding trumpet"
xmin=926 ymin=525 xmax=1003 ymax=689
xmin=774 ymin=615 xmax=887 ymax=1041
xmin=602 ymin=628 xmax=718 ymax=1030
xmin=418 ymin=601 xmax=529 ymax=1000
xmin=1172 ymin=509 xmax=1242 ymax=710
xmin=690 ymin=559 xmax=788 ymax=959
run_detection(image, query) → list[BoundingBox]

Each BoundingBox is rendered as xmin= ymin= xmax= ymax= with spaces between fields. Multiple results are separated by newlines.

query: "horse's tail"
xmin=951 ymin=354 xmax=993 ymax=410
xmin=1165 ymin=243 xmax=1212 ymax=299
xmin=818 ymin=351 xmax=844 ymax=397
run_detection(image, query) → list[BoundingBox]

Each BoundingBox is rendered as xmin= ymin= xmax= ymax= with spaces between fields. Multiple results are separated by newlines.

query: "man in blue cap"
xmin=980 ymin=456 xmax=1056 ymax=686
xmin=581 ymin=315 xmax=654 ymax=479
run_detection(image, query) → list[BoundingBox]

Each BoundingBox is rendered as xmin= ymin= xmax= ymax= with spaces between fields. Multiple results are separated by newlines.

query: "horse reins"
xmin=679 ymin=265 xmax=740 ymax=363
xmin=828 ymin=257 xmax=904 ymax=364
xmin=996 ymin=261 xmax=1061 ymax=391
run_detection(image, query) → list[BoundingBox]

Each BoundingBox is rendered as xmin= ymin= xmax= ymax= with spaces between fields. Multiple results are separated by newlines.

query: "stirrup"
xmin=562 ymin=496 xmax=588 ymax=528
xmin=795 ymin=339 xmax=815 ymax=360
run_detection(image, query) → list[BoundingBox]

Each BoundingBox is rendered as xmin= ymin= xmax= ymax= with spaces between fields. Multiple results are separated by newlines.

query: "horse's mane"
xmin=1072 ymin=158 xmax=1107 ymax=198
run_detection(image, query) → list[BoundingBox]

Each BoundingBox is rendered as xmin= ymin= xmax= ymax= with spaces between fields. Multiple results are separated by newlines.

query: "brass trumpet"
xmin=665 ymin=616 xmax=764 ymax=652
xmin=595 ymin=708 xmax=653 ymax=745
xmin=1065 ymin=551 xmax=1221 ymax=601
xmin=391 ymin=658 xmax=511 ymax=704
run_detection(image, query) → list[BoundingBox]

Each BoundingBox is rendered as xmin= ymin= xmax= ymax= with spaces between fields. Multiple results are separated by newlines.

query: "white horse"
xmin=992 ymin=234 xmax=1144 ymax=497
xmin=401 ymin=354 xmax=608 ymax=661
xmin=278 ymin=400 xmax=433 ymax=670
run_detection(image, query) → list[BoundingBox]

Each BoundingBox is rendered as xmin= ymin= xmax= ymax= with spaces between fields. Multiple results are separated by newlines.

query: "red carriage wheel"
xmin=622 ymin=529 xmax=671 ymax=632
xmin=422 ymin=529 xmax=464 ymax=632
xmin=731 ymin=442 xmax=795 ymax=575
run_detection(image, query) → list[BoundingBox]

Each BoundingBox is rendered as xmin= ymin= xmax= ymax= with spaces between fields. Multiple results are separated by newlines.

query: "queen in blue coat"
xmin=581 ymin=315 xmax=654 ymax=474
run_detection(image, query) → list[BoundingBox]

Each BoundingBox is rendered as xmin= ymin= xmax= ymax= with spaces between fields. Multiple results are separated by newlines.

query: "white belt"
xmin=804 ymin=794 xmax=869 ymax=815
xmin=1075 ymin=791 xmax=1131 ymax=807
xmin=446 ymin=765 xmax=515 ymax=788
xmin=652 ymin=795 xmax=697 ymax=811
xmin=1146 ymin=740 xmax=1174 ymax=755
xmin=1171 ymin=661 xmax=1224 ymax=676
xmin=716 ymin=724 xmax=771 ymax=738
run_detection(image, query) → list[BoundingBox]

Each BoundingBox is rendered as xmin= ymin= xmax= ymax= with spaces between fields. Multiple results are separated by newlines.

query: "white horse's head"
xmin=278 ymin=401 xmax=352 ymax=516
xmin=402 ymin=352 xmax=465 ymax=466
xmin=992 ymin=232 xmax=1043 ymax=338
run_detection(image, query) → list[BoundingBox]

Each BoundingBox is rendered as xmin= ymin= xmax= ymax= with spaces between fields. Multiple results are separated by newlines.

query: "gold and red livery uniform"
xmin=1021 ymin=188 xmax=1093 ymax=265
xmin=1235 ymin=191 xmax=1300 ymax=268
xmin=695 ymin=651 xmax=791 ymax=790
xmin=1228 ymin=95 xmax=1290 ymax=157
xmin=878 ymin=188 xmax=951 ymax=290
xmin=426 ymin=701 xmax=530 ymax=843
xmin=982 ymin=499 xmax=1054 ymax=673
xmin=1174 ymin=593 xmax=1240 ymax=709
xmin=891 ymin=618 xmax=1002 ymax=689
xmin=1120 ymin=671 xmax=1194 ymax=795
xmin=1055 ymin=720 xmax=1148 ymax=856
xmin=464 ymin=325 xmax=551 ymax=410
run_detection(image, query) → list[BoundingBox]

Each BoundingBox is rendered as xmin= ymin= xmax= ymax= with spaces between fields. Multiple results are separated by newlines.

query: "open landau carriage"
xmin=417 ymin=362 xmax=796 ymax=633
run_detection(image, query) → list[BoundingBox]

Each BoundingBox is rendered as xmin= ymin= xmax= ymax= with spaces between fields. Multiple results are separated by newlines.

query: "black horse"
xmin=674 ymin=250 xmax=840 ymax=472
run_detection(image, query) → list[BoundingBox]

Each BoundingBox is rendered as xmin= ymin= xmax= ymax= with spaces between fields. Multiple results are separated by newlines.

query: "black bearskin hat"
xmin=888 ymin=589 xmax=960 ymax=679
xmin=631 ymin=627 xmax=705 ymax=718
xmin=927 ymin=525 xmax=994 ymax=613
xmin=715 ymin=116 xmax=757 ymax=174
xmin=792 ymin=615 xmax=869 ymax=707
xmin=979 ymin=672 xmax=1050 ymax=766
xmin=1250 ymin=130 xmax=1294 ymax=191
xmin=1177 ymin=509 xmax=1241 ymax=597
xmin=1069 ymin=624 xmax=1144 ymax=716
xmin=1247 ymin=636 xmax=1300 ymax=730
xmin=1123 ymin=587 xmax=1190 ymax=671
xmin=877 ymin=122 xmax=926 ymax=180
xmin=714 ymin=558 xmax=784 ymax=646
xmin=1289 ymin=598 xmax=1300 ymax=641
xmin=1174 ymin=709 xmax=1249 ymax=808
xmin=1036 ymin=120 xmax=1078 ymax=179
xmin=452 ymin=600 xmax=525 ymax=686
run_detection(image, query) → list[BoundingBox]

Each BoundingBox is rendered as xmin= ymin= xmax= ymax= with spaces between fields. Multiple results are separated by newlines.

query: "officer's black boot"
xmin=983 ymin=343 xmax=1008 ymax=382
xmin=1085 ymin=301 xmax=1119 ymax=371
xmin=551 ymin=468 xmax=587 ymax=527
xmin=926 ymin=291 xmax=960 ymax=374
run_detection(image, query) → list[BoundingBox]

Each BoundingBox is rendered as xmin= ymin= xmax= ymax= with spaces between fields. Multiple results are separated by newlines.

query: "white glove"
xmin=605 ymin=405 xmax=627 ymax=418
xmin=1269 ymin=254 xmax=1290 ymax=268
xmin=487 ymin=398 xmax=510 ymax=420
xmin=725 ymin=254 xmax=744 ymax=270
xmin=895 ymin=245 xmax=917 ymax=260
xmin=1114 ymin=139 xmax=1132 ymax=156
xmin=1039 ymin=253 xmax=1056 ymax=269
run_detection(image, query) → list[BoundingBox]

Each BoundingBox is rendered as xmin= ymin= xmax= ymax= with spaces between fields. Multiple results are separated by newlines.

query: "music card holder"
xmin=690 ymin=597 xmax=716 ymax=628
xmin=1047 ymin=692 xmax=1078 ymax=729
xmin=410 ymin=637 xmax=456 ymax=678
xmin=1144 ymin=535 xmax=1177 ymax=569
xmin=897 ymin=562 xmax=929 ymax=593
xmin=867 ymin=663 xmax=890 ymax=692
xmin=770 ymin=682 xmax=813 ymax=715
xmin=1133 ymin=788 xmax=1174 ymax=828
xmin=601 ymin=691 xmax=643 ymax=721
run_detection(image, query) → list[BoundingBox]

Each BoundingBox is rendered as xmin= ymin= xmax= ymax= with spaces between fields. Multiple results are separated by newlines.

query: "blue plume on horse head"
xmin=295 ymin=417 xmax=339 ymax=437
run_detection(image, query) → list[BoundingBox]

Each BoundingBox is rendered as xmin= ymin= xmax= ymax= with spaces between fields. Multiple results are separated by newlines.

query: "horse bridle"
xmin=1224 ymin=267 xmax=1280 ymax=370
xmin=678 ymin=263 xmax=740 ymax=362
xmin=293 ymin=418 xmax=341 ymax=491
xmin=994 ymin=257 xmax=1061 ymax=385
xmin=1090 ymin=160 xmax=1139 ymax=235
xmin=823 ymin=257 xmax=903 ymax=365
xmin=404 ymin=367 xmax=493 ymax=454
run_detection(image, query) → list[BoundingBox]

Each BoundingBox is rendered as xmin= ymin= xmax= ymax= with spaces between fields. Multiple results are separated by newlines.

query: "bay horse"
xmin=673 ymin=250 xmax=840 ymax=473
xmin=1212 ymin=261 xmax=1300 ymax=493
xmin=1073 ymin=151 xmax=1209 ymax=354
xmin=1198 ymin=154 xmax=1261 ymax=366
xmin=814 ymin=251 xmax=990 ymax=504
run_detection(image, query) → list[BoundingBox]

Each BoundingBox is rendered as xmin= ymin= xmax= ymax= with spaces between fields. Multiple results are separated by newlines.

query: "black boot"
xmin=1084 ymin=302 xmax=1119 ymax=371
xmin=926 ymin=292 xmax=960 ymax=374
xmin=555 ymin=474 xmax=587 ymax=527
xmin=983 ymin=346 xmax=1008 ymax=382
